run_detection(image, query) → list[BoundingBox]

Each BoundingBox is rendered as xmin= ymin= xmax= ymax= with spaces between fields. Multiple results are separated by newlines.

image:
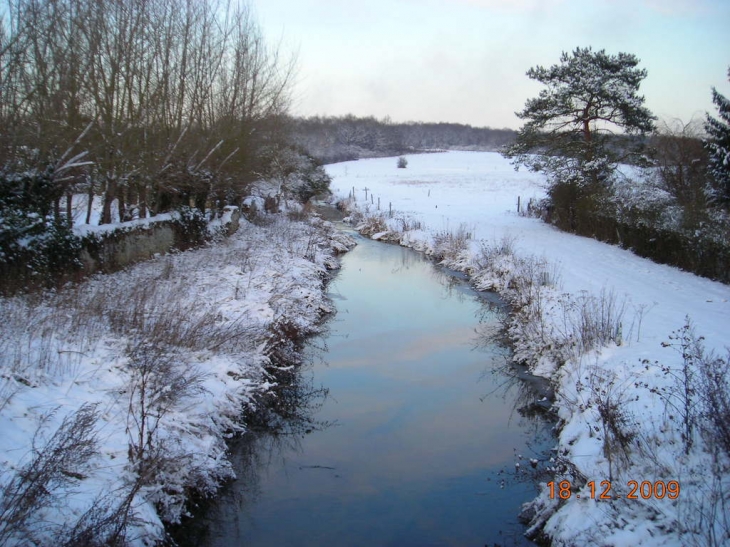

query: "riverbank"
xmin=328 ymin=151 xmax=730 ymax=546
xmin=0 ymin=213 xmax=355 ymax=546
xmin=172 ymin=232 xmax=554 ymax=547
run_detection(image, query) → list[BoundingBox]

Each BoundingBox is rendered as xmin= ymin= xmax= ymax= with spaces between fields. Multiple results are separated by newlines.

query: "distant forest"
xmin=287 ymin=115 xmax=517 ymax=163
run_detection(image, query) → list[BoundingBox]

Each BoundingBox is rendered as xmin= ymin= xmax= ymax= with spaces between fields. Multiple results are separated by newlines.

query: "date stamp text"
xmin=547 ymin=480 xmax=680 ymax=500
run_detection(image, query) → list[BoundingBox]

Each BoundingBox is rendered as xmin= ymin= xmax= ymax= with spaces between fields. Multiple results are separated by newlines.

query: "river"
xmin=178 ymin=232 xmax=553 ymax=546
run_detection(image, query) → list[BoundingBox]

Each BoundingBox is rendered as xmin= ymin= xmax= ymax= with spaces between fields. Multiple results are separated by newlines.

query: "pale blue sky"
xmin=255 ymin=0 xmax=730 ymax=129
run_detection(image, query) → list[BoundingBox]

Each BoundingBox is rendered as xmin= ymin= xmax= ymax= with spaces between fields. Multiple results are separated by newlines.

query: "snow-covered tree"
xmin=704 ymin=67 xmax=730 ymax=207
xmin=258 ymin=146 xmax=331 ymax=203
xmin=504 ymin=47 xmax=655 ymax=228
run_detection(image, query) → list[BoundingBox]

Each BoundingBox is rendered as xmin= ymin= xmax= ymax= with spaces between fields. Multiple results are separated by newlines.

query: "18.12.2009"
xmin=547 ymin=480 xmax=680 ymax=500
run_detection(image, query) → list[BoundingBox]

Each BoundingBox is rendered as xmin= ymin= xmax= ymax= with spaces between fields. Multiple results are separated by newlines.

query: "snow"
xmin=0 ymin=212 xmax=355 ymax=545
xmin=72 ymin=211 xmax=176 ymax=237
xmin=327 ymin=151 xmax=730 ymax=546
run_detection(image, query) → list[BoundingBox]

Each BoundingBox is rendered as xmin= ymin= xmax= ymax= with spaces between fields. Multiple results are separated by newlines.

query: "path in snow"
xmin=328 ymin=151 xmax=730 ymax=361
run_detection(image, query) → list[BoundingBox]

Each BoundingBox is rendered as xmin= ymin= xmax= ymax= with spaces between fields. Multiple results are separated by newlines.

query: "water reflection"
xmin=177 ymin=237 xmax=553 ymax=547
xmin=473 ymin=309 xmax=554 ymax=420
xmin=171 ymin=361 xmax=333 ymax=546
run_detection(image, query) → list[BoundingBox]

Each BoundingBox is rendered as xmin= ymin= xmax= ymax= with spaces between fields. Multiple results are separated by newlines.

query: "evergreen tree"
xmin=504 ymin=47 xmax=655 ymax=229
xmin=704 ymin=67 xmax=730 ymax=207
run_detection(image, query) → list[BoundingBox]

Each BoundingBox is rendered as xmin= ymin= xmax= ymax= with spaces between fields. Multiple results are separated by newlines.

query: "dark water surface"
xmin=188 ymin=234 xmax=552 ymax=546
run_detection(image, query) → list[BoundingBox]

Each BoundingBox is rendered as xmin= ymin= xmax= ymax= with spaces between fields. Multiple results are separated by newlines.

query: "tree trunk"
xmin=66 ymin=193 xmax=73 ymax=228
xmin=138 ymin=183 xmax=147 ymax=219
xmin=85 ymin=176 xmax=94 ymax=225
xmin=194 ymin=191 xmax=207 ymax=214
xmin=101 ymin=176 xmax=116 ymax=225
xmin=53 ymin=196 xmax=62 ymax=222
xmin=118 ymin=188 xmax=126 ymax=223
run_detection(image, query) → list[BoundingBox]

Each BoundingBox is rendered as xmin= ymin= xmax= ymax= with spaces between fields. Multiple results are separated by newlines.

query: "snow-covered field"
xmin=327 ymin=151 xmax=730 ymax=546
xmin=0 ymin=213 xmax=354 ymax=545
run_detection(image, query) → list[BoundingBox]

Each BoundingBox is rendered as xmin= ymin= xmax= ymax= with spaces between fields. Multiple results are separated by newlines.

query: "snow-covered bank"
xmin=0 ymin=214 xmax=355 ymax=546
xmin=328 ymin=151 xmax=730 ymax=546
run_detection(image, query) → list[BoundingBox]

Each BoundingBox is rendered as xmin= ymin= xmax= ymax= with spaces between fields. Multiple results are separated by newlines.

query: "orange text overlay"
xmin=547 ymin=480 xmax=680 ymax=500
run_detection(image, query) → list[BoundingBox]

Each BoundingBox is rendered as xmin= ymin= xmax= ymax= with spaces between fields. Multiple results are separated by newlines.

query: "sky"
xmin=254 ymin=0 xmax=730 ymax=130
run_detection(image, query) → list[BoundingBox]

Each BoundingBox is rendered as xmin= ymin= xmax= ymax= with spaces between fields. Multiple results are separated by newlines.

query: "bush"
xmin=431 ymin=224 xmax=472 ymax=262
xmin=0 ymin=170 xmax=83 ymax=292
xmin=259 ymin=145 xmax=332 ymax=203
xmin=0 ymin=404 xmax=101 ymax=545
xmin=172 ymin=206 xmax=209 ymax=249
xmin=529 ymin=178 xmax=730 ymax=283
xmin=296 ymin=163 xmax=331 ymax=202
xmin=397 ymin=156 xmax=408 ymax=169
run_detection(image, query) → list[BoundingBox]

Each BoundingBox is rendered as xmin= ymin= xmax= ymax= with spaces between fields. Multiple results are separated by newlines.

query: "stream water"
xmin=180 ymin=233 xmax=553 ymax=546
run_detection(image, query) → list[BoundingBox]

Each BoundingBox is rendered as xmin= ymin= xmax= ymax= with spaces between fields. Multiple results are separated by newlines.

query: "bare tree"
xmin=1 ymin=0 xmax=296 ymax=225
xmin=651 ymin=118 xmax=710 ymax=227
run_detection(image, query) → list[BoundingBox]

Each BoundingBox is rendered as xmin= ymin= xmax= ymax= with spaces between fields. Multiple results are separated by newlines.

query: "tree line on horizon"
xmin=287 ymin=115 xmax=517 ymax=164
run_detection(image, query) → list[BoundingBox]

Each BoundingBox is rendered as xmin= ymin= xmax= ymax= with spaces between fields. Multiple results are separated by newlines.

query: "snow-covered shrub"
xmin=397 ymin=156 xmax=408 ymax=168
xmin=171 ymin=205 xmax=209 ymax=249
xmin=431 ymin=224 xmax=472 ymax=263
xmin=701 ymin=353 xmax=730 ymax=460
xmin=0 ymin=404 xmax=101 ymax=546
xmin=0 ymin=170 xmax=83 ymax=292
xmin=124 ymin=341 xmax=210 ymax=522
xmin=657 ymin=320 xmax=730 ymax=461
xmin=472 ymin=239 xmax=625 ymax=374
xmin=585 ymin=368 xmax=637 ymax=481
xmin=355 ymin=212 xmax=389 ymax=237
xmin=258 ymin=145 xmax=332 ymax=203
xmin=643 ymin=320 xmax=730 ymax=545
xmin=395 ymin=215 xmax=423 ymax=232
xmin=296 ymin=162 xmax=332 ymax=202
xmin=241 ymin=195 xmax=266 ymax=223
xmin=16 ymin=216 xmax=81 ymax=273
xmin=569 ymin=289 xmax=626 ymax=354
xmin=535 ymin=165 xmax=730 ymax=283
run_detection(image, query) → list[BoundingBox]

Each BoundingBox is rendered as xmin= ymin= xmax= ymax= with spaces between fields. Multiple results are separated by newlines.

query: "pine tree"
xmin=503 ymin=47 xmax=655 ymax=229
xmin=704 ymin=68 xmax=730 ymax=207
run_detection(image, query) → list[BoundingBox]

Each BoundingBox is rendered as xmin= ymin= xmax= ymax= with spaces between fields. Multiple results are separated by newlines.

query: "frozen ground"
xmin=328 ymin=151 xmax=730 ymax=546
xmin=0 ymin=212 xmax=354 ymax=545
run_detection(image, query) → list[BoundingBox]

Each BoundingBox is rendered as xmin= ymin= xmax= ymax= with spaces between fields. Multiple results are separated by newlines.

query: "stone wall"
xmin=79 ymin=207 xmax=241 ymax=275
